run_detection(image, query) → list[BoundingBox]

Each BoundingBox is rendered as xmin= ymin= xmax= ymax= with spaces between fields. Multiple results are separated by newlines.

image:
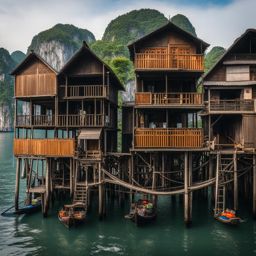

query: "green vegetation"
xmin=28 ymin=24 xmax=96 ymax=53
xmin=0 ymin=48 xmax=16 ymax=75
xmin=204 ymin=46 xmax=226 ymax=72
xmin=109 ymin=57 xmax=134 ymax=85
xmin=11 ymin=51 xmax=26 ymax=64
xmin=171 ymin=14 xmax=197 ymax=36
xmin=90 ymin=40 xmax=129 ymax=62
xmin=103 ymin=9 xmax=168 ymax=45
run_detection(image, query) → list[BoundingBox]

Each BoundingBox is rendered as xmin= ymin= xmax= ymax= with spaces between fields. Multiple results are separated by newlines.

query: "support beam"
xmin=253 ymin=154 xmax=256 ymax=218
xmin=15 ymin=158 xmax=20 ymax=211
xmin=184 ymin=152 xmax=192 ymax=226
xmin=233 ymin=152 xmax=238 ymax=211
xmin=43 ymin=158 xmax=50 ymax=217
xmin=98 ymin=162 xmax=103 ymax=219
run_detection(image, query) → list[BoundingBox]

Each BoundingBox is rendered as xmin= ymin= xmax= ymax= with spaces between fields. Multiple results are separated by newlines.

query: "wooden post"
xmin=184 ymin=152 xmax=192 ymax=226
xmin=43 ymin=158 xmax=50 ymax=217
xmin=70 ymin=158 xmax=73 ymax=196
xmin=98 ymin=162 xmax=103 ymax=219
xmin=209 ymin=154 xmax=214 ymax=203
xmin=214 ymin=153 xmax=220 ymax=215
xmin=233 ymin=152 xmax=238 ymax=211
xmin=253 ymin=154 xmax=256 ymax=218
xmin=15 ymin=158 xmax=20 ymax=211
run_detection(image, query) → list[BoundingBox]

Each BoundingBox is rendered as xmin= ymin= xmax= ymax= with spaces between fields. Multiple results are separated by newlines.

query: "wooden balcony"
xmin=58 ymin=114 xmax=107 ymax=127
xmin=76 ymin=150 xmax=102 ymax=160
xmin=135 ymin=53 xmax=204 ymax=71
xmin=16 ymin=115 xmax=55 ymax=127
xmin=16 ymin=114 xmax=113 ymax=127
xmin=13 ymin=139 xmax=75 ymax=157
xmin=135 ymin=92 xmax=202 ymax=107
xmin=65 ymin=85 xmax=109 ymax=98
xmin=134 ymin=128 xmax=203 ymax=148
xmin=209 ymin=100 xmax=256 ymax=113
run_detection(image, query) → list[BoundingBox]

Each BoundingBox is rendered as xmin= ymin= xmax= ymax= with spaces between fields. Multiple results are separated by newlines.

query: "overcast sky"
xmin=0 ymin=0 xmax=255 ymax=53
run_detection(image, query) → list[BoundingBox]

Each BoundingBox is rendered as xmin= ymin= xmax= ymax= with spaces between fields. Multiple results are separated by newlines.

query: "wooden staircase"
xmin=73 ymin=183 xmax=88 ymax=205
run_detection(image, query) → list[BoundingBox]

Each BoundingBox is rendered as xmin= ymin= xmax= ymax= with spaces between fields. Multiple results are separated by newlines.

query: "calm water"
xmin=0 ymin=133 xmax=256 ymax=256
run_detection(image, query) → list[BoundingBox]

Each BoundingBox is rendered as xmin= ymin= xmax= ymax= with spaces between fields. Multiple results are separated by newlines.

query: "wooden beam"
xmin=253 ymin=154 xmax=256 ymax=218
xmin=233 ymin=152 xmax=238 ymax=211
xmin=15 ymin=158 xmax=20 ymax=211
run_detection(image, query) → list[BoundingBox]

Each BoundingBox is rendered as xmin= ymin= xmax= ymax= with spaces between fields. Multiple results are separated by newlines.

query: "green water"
xmin=0 ymin=133 xmax=256 ymax=256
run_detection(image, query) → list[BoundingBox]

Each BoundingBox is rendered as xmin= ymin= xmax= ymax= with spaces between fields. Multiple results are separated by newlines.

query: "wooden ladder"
xmin=214 ymin=152 xmax=234 ymax=216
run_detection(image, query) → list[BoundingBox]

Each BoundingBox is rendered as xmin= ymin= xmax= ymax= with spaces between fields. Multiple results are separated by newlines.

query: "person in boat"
xmin=220 ymin=209 xmax=236 ymax=218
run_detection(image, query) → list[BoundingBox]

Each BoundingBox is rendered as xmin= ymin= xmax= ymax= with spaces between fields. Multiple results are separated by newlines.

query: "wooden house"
xmin=12 ymin=42 xmax=124 ymax=216
xmin=126 ymin=21 xmax=209 ymax=224
xmin=203 ymin=29 xmax=256 ymax=151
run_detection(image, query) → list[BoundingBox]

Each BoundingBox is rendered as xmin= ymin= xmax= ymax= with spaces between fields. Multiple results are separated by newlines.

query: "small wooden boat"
xmin=215 ymin=209 xmax=241 ymax=225
xmin=58 ymin=203 xmax=86 ymax=228
xmin=126 ymin=199 xmax=157 ymax=226
xmin=1 ymin=198 xmax=41 ymax=217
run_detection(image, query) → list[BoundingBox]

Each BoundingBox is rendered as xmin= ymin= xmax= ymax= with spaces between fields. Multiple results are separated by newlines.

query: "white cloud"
xmin=0 ymin=0 xmax=254 ymax=53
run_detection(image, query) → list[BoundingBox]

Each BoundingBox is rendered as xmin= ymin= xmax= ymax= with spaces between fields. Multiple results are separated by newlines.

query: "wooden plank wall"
xmin=15 ymin=60 xmax=56 ymax=97
xmin=134 ymin=128 xmax=203 ymax=148
xmin=13 ymin=139 xmax=75 ymax=157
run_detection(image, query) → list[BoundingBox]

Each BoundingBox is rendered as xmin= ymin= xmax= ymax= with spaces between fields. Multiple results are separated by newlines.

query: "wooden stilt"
xmin=233 ymin=152 xmax=238 ymax=211
xmin=253 ymin=154 xmax=256 ymax=218
xmin=15 ymin=158 xmax=20 ymax=211
xmin=70 ymin=158 xmax=73 ymax=196
xmin=184 ymin=152 xmax=192 ymax=226
xmin=209 ymin=154 xmax=214 ymax=203
xmin=43 ymin=158 xmax=50 ymax=217
xmin=98 ymin=162 xmax=103 ymax=219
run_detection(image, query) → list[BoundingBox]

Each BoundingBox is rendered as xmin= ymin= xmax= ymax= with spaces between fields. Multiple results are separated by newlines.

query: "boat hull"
xmin=215 ymin=215 xmax=241 ymax=225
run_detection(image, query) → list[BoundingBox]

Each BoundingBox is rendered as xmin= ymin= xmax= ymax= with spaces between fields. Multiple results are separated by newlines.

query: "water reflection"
xmin=0 ymin=133 xmax=256 ymax=256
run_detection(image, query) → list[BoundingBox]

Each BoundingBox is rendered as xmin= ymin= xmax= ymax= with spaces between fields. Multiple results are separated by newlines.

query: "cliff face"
xmin=33 ymin=40 xmax=76 ymax=71
xmin=0 ymin=104 xmax=12 ymax=131
xmin=27 ymin=24 xmax=96 ymax=71
xmin=0 ymin=48 xmax=15 ymax=131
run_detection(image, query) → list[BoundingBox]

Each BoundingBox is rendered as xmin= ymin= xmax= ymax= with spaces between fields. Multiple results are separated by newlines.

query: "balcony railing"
xmin=13 ymin=139 xmax=75 ymax=157
xmin=209 ymin=100 xmax=255 ymax=112
xmin=135 ymin=92 xmax=202 ymax=106
xmin=16 ymin=114 xmax=113 ymax=127
xmin=135 ymin=53 xmax=204 ymax=70
xmin=58 ymin=114 xmax=105 ymax=127
xmin=66 ymin=85 xmax=109 ymax=98
xmin=134 ymin=128 xmax=203 ymax=148
xmin=16 ymin=115 xmax=55 ymax=126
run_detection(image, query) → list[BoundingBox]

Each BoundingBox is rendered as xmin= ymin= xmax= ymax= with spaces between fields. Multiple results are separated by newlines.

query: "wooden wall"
xmin=13 ymin=139 xmax=75 ymax=157
xmin=137 ymin=30 xmax=197 ymax=53
xmin=15 ymin=59 xmax=56 ymax=97
xmin=206 ymin=65 xmax=226 ymax=81
xmin=67 ymin=52 xmax=103 ymax=75
xmin=243 ymin=114 xmax=256 ymax=148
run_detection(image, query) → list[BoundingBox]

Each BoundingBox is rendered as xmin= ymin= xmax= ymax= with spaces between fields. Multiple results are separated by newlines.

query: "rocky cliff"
xmin=27 ymin=24 xmax=96 ymax=71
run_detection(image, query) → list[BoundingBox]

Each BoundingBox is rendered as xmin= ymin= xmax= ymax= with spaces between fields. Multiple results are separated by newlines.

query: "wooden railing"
xmin=66 ymin=85 xmax=109 ymax=98
xmin=135 ymin=53 xmax=204 ymax=70
xmin=13 ymin=139 xmax=75 ymax=157
xmin=135 ymin=92 xmax=202 ymax=105
xmin=16 ymin=114 xmax=113 ymax=127
xmin=58 ymin=114 xmax=105 ymax=127
xmin=209 ymin=100 xmax=255 ymax=112
xmin=16 ymin=115 xmax=55 ymax=126
xmin=134 ymin=128 xmax=203 ymax=148
xmin=77 ymin=150 xmax=102 ymax=159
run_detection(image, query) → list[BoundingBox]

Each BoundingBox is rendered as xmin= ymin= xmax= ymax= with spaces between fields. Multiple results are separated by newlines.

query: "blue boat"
xmin=215 ymin=209 xmax=241 ymax=225
xmin=1 ymin=198 xmax=41 ymax=217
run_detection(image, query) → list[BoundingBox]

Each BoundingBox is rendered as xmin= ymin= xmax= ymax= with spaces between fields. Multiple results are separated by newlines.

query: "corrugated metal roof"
xmin=203 ymin=81 xmax=256 ymax=86
xmin=78 ymin=128 xmax=102 ymax=140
